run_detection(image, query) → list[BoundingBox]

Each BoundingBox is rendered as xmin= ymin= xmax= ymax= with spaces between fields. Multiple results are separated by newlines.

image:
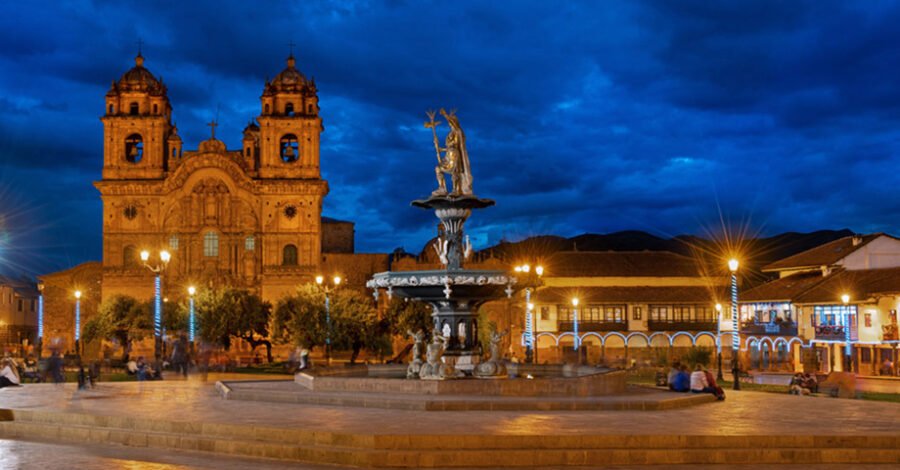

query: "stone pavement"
xmin=0 ymin=376 xmax=897 ymax=436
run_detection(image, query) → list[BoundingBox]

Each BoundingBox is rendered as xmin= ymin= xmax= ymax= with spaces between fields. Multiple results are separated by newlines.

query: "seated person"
xmin=667 ymin=361 xmax=681 ymax=390
xmin=789 ymin=373 xmax=804 ymax=394
xmin=671 ymin=365 xmax=691 ymax=392
xmin=0 ymin=358 xmax=21 ymax=388
xmin=690 ymin=364 xmax=713 ymax=394
xmin=703 ymin=367 xmax=726 ymax=400
xmin=800 ymin=373 xmax=817 ymax=394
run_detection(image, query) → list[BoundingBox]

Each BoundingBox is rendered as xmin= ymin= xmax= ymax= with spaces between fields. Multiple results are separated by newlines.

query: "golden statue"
xmin=425 ymin=109 xmax=473 ymax=196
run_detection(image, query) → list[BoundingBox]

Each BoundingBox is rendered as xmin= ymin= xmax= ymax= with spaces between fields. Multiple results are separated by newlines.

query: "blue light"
xmin=189 ymin=296 xmax=195 ymax=342
xmin=154 ymin=275 xmax=161 ymax=337
xmin=731 ymin=273 xmax=739 ymax=351
xmin=74 ymin=299 xmax=80 ymax=341
xmin=37 ymin=294 xmax=43 ymax=339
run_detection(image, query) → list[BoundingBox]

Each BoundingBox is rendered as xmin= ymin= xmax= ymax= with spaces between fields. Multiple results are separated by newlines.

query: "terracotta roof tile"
xmin=545 ymin=251 xmax=702 ymax=277
xmin=535 ymin=286 xmax=724 ymax=304
xmin=762 ymin=234 xmax=882 ymax=272
xmin=795 ymin=267 xmax=900 ymax=303
xmin=740 ymin=271 xmax=830 ymax=302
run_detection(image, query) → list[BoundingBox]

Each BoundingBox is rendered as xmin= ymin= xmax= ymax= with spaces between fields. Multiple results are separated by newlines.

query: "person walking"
xmin=47 ymin=351 xmax=64 ymax=384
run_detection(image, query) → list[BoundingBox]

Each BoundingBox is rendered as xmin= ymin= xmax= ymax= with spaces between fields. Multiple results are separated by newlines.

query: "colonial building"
xmin=529 ymin=251 xmax=731 ymax=365
xmin=95 ymin=52 xmax=339 ymax=304
xmin=740 ymin=234 xmax=900 ymax=374
xmin=0 ymin=275 xmax=40 ymax=354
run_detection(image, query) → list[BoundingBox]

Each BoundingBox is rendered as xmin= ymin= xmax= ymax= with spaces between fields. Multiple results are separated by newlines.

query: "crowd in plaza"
xmin=665 ymin=361 xmax=726 ymax=400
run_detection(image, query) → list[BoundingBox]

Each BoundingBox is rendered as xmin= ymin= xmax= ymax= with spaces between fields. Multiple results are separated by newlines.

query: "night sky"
xmin=2 ymin=1 xmax=900 ymax=276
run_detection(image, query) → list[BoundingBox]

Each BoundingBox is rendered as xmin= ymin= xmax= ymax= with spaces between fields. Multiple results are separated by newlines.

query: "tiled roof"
xmin=794 ymin=267 xmax=900 ymax=303
xmin=534 ymin=286 xmax=724 ymax=304
xmin=762 ymin=234 xmax=882 ymax=272
xmin=740 ymin=271 xmax=830 ymax=303
xmin=545 ymin=251 xmax=702 ymax=278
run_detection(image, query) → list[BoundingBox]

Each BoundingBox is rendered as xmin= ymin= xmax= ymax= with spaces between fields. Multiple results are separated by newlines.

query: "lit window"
xmin=169 ymin=235 xmax=179 ymax=250
xmin=245 ymin=236 xmax=255 ymax=250
xmin=204 ymin=232 xmax=219 ymax=257
xmin=282 ymin=244 xmax=298 ymax=266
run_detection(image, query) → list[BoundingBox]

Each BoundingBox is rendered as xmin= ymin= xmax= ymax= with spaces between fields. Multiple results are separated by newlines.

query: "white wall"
xmin=840 ymin=236 xmax=900 ymax=270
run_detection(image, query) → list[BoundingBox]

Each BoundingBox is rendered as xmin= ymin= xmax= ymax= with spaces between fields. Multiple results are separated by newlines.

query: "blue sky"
xmin=2 ymin=0 xmax=900 ymax=275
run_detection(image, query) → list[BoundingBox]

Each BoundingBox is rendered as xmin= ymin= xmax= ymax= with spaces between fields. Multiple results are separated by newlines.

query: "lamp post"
xmin=37 ymin=281 xmax=44 ymax=358
xmin=514 ymin=263 xmax=544 ymax=363
xmin=841 ymin=293 xmax=852 ymax=373
xmin=316 ymin=274 xmax=342 ymax=366
xmin=729 ymin=258 xmax=740 ymax=391
xmin=74 ymin=290 xmax=82 ymax=357
xmin=715 ymin=302 xmax=724 ymax=381
xmin=571 ymin=297 xmax=580 ymax=363
xmin=187 ymin=286 xmax=196 ymax=345
xmin=140 ymin=249 xmax=171 ymax=360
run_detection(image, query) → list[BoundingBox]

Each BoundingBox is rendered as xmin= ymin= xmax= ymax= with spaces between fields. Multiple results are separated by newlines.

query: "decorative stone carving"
xmin=473 ymin=328 xmax=508 ymax=378
xmin=406 ymin=329 xmax=425 ymax=379
xmin=418 ymin=330 xmax=462 ymax=380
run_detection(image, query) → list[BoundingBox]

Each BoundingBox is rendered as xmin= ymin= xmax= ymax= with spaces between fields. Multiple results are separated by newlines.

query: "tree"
xmin=382 ymin=297 xmax=432 ymax=337
xmin=82 ymin=294 xmax=151 ymax=361
xmin=193 ymin=288 xmax=274 ymax=361
xmin=273 ymin=285 xmax=386 ymax=364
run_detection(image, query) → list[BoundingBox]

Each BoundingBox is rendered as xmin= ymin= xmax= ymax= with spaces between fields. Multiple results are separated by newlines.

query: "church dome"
xmin=263 ymin=55 xmax=314 ymax=95
xmin=109 ymin=54 xmax=167 ymax=96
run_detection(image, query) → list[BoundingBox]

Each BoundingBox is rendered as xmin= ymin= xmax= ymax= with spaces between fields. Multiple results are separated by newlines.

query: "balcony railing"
xmin=814 ymin=325 xmax=858 ymax=341
xmin=648 ymin=320 xmax=717 ymax=331
xmin=558 ymin=321 xmax=627 ymax=332
xmin=741 ymin=321 xmax=798 ymax=336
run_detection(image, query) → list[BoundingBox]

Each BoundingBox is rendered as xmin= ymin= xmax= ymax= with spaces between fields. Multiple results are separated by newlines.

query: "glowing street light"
xmin=841 ymin=294 xmax=852 ymax=373
xmin=141 ymin=249 xmax=171 ymax=360
xmin=74 ymin=290 xmax=82 ymax=357
xmin=187 ymin=286 xmax=197 ymax=343
xmin=728 ymin=258 xmax=741 ymax=390
xmin=514 ymin=263 xmax=544 ymax=363
xmin=572 ymin=297 xmax=580 ymax=353
xmin=316 ymin=274 xmax=342 ymax=365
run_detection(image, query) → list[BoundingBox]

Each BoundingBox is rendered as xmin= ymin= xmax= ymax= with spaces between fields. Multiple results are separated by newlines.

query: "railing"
xmin=648 ymin=320 xmax=717 ymax=331
xmin=883 ymin=324 xmax=898 ymax=341
xmin=741 ymin=322 xmax=798 ymax=336
xmin=558 ymin=321 xmax=627 ymax=332
xmin=814 ymin=325 xmax=857 ymax=341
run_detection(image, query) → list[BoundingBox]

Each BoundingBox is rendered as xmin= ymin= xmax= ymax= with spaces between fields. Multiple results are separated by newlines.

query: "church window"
xmin=285 ymin=102 xmax=294 ymax=116
xmin=245 ymin=236 xmax=255 ymax=250
xmin=108 ymin=104 xmax=114 ymax=114
xmin=245 ymin=147 xmax=250 ymax=157
xmin=307 ymin=104 xmax=313 ymax=113
xmin=172 ymin=148 xmax=177 ymax=158
xmin=123 ymin=205 xmax=138 ymax=220
xmin=283 ymin=205 xmax=297 ymax=219
xmin=129 ymin=102 xmax=139 ymax=115
xmin=169 ymin=235 xmax=179 ymax=250
xmin=264 ymin=103 xmax=270 ymax=114
xmin=204 ymin=232 xmax=219 ymax=257
xmin=125 ymin=134 xmax=143 ymax=163
xmin=153 ymin=104 xmax=158 ymax=114
xmin=282 ymin=244 xmax=298 ymax=266
xmin=280 ymin=134 xmax=299 ymax=163
xmin=123 ymin=245 xmax=138 ymax=267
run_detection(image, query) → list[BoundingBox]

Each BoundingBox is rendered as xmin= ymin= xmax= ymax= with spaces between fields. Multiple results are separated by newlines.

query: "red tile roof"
xmin=740 ymin=271 xmax=830 ymax=302
xmin=545 ymin=251 xmax=703 ymax=278
xmin=795 ymin=267 xmax=900 ymax=303
xmin=762 ymin=234 xmax=882 ymax=272
xmin=534 ymin=286 xmax=725 ymax=304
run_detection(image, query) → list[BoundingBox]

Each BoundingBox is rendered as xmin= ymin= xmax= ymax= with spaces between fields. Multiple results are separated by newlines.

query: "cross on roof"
xmin=287 ymin=40 xmax=296 ymax=58
xmin=136 ymin=38 xmax=143 ymax=56
xmin=207 ymin=119 xmax=217 ymax=139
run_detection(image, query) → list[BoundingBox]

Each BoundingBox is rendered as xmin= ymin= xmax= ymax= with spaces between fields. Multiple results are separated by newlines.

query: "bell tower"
xmin=101 ymin=53 xmax=173 ymax=179
xmin=257 ymin=54 xmax=322 ymax=179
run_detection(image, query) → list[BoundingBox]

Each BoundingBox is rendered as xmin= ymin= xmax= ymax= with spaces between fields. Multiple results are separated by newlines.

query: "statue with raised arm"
xmin=418 ymin=328 xmax=462 ymax=380
xmin=425 ymin=108 xmax=473 ymax=197
xmin=474 ymin=327 xmax=509 ymax=378
xmin=406 ymin=329 xmax=426 ymax=379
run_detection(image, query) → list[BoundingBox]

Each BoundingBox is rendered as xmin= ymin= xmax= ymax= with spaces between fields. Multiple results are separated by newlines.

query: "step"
xmin=1 ymin=409 xmax=899 ymax=467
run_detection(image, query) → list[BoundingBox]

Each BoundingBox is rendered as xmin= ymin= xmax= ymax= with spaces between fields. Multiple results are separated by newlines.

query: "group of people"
xmin=788 ymin=372 xmax=818 ymax=395
xmin=666 ymin=362 xmax=726 ymax=400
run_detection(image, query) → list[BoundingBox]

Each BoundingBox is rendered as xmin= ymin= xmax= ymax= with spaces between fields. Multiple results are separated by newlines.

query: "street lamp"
xmin=187 ymin=286 xmax=196 ymax=344
xmin=715 ymin=302 xmax=724 ymax=381
xmin=514 ymin=263 xmax=544 ymax=363
xmin=141 ymin=249 xmax=171 ymax=360
xmin=841 ymin=293 xmax=852 ymax=373
xmin=37 ymin=281 xmax=44 ymax=358
xmin=74 ymin=290 xmax=82 ymax=357
xmin=571 ymin=297 xmax=580 ymax=356
xmin=728 ymin=258 xmax=740 ymax=390
xmin=316 ymin=274 xmax=342 ymax=366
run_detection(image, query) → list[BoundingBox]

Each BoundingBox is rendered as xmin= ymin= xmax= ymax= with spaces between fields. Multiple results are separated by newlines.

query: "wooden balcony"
xmin=558 ymin=321 xmax=627 ymax=332
xmin=648 ymin=320 xmax=717 ymax=331
xmin=814 ymin=325 xmax=857 ymax=341
xmin=741 ymin=322 xmax=798 ymax=336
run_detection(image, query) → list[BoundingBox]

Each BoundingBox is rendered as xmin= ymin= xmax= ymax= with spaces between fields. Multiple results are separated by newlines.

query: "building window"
xmin=307 ymin=104 xmax=313 ymax=113
xmin=264 ymin=103 xmax=270 ymax=114
xmin=280 ymin=134 xmax=299 ymax=163
xmin=695 ymin=306 xmax=714 ymax=322
xmin=865 ymin=313 xmax=872 ymax=327
xmin=285 ymin=102 xmax=294 ymax=116
xmin=245 ymin=236 xmax=255 ymax=251
xmin=125 ymin=134 xmax=143 ymax=163
xmin=540 ymin=306 xmax=549 ymax=321
xmin=557 ymin=305 xmax=573 ymax=322
xmin=123 ymin=245 xmax=138 ymax=267
xmin=204 ymin=232 xmax=219 ymax=257
xmin=129 ymin=102 xmax=139 ymax=115
xmin=152 ymin=103 xmax=158 ymax=114
xmin=812 ymin=305 xmax=857 ymax=326
xmin=633 ymin=307 xmax=642 ymax=320
xmin=108 ymin=104 xmax=114 ymax=114
xmin=17 ymin=299 xmax=23 ymax=312
xmin=282 ymin=244 xmax=298 ymax=266
xmin=169 ymin=235 xmax=179 ymax=250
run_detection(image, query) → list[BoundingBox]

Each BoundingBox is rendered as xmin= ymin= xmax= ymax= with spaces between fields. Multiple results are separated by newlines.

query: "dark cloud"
xmin=1 ymin=0 xmax=900 ymax=275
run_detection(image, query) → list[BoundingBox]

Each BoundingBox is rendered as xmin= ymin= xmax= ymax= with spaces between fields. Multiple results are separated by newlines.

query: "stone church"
xmin=95 ymin=52 xmax=355 ymax=304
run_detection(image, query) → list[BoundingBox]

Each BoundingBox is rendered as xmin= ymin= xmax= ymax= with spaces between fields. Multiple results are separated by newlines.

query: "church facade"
xmin=95 ymin=53 xmax=342 ymax=304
